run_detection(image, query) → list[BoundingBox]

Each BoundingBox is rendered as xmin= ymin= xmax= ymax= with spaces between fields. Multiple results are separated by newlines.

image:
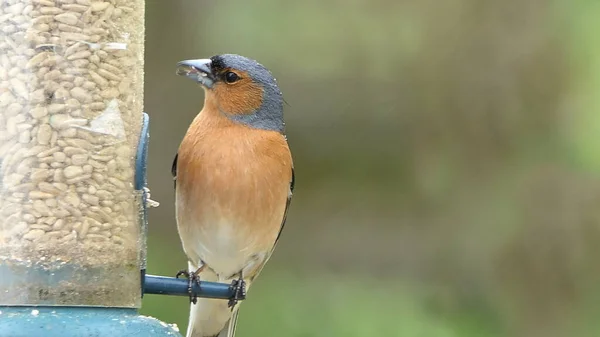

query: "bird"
xmin=172 ymin=54 xmax=295 ymax=337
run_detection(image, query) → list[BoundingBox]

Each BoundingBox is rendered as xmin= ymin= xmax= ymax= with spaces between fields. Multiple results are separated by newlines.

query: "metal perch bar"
xmin=143 ymin=274 xmax=237 ymax=300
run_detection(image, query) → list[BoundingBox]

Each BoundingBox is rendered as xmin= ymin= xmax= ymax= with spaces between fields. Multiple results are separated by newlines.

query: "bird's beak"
xmin=176 ymin=59 xmax=215 ymax=89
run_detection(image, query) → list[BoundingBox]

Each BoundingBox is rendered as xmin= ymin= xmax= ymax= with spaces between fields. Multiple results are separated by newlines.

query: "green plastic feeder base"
xmin=0 ymin=307 xmax=182 ymax=337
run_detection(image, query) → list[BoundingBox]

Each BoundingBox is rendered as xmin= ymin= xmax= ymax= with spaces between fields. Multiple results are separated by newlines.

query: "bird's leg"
xmin=228 ymin=272 xmax=246 ymax=310
xmin=175 ymin=269 xmax=196 ymax=304
xmin=176 ymin=265 xmax=205 ymax=304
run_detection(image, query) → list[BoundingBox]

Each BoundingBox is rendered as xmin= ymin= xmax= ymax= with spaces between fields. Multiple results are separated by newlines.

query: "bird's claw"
xmin=176 ymin=269 xmax=200 ymax=304
xmin=175 ymin=269 xmax=189 ymax=279
xmin=228 ymin=277 xmax=246 ymax=310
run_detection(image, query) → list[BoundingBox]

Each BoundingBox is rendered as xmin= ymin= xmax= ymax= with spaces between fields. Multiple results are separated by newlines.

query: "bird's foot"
xmin=176 ymin=269 xmax=201 ymax=304
xmin=228 ymin=276 xmax=246 ymax=310
xmin=175 ymin=269 xmax=189 ymax=279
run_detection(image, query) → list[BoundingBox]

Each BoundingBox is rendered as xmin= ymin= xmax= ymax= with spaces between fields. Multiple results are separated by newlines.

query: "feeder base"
xmin=0 ymin=307 xmax=182 ymax=337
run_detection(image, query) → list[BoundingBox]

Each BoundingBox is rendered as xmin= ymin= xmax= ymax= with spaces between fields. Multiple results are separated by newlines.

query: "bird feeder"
xmin=0 ymin=1 xmax=241 ymax=336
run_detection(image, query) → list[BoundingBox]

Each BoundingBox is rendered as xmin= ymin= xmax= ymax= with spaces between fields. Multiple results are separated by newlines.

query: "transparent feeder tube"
xmin=0 ymin=0 xmax=145 ymax=307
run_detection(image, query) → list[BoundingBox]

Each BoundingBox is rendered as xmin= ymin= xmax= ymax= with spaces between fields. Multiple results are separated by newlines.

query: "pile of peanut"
xmin=0 ymin=0 xmax=145 ymax=266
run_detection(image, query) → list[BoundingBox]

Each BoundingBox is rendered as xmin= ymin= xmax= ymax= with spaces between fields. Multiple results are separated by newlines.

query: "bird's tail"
xmin=186 ymin=300 xmax=240 ymax=337
xmin=215 ymin=310 xmax=239 ymax=337
xmin=185 ymin=262 xmax=242 ymax=337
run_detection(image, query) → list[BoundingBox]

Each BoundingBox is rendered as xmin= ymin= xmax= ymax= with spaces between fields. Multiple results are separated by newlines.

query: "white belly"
xmin=178 ymin=213 xmax=268 ymax=281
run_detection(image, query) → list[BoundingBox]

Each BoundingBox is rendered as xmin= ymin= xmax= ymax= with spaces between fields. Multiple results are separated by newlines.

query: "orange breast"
xmin=175 ymin=103 xmax=292 ymax=273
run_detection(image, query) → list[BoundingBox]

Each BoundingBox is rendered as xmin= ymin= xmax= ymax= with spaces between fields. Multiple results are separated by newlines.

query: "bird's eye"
xmin=225 ymin=71 xmax=239 ymax=83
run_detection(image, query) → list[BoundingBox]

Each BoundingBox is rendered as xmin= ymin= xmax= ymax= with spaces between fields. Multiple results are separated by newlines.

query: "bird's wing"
xmin=247 ymin=165 xmax=294 ymax=284
xmin=272 ymin=165 xmax=295 ymax=251
xmin=171 ymin=152 xmax=178 ymax=189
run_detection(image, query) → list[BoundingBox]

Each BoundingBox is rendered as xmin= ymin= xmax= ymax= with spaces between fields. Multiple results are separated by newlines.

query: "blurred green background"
xmin=140 ymin=1 xmax=600 ymax=336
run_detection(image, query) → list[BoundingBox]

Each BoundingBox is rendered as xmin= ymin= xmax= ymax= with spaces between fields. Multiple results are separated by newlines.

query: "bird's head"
xmin=176 ymin=54 xmax=284 ymax=133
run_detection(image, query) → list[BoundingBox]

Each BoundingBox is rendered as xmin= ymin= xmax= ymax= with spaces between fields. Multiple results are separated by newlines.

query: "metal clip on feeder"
xmin=0 ymin=113 xmax=242 ymax=336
